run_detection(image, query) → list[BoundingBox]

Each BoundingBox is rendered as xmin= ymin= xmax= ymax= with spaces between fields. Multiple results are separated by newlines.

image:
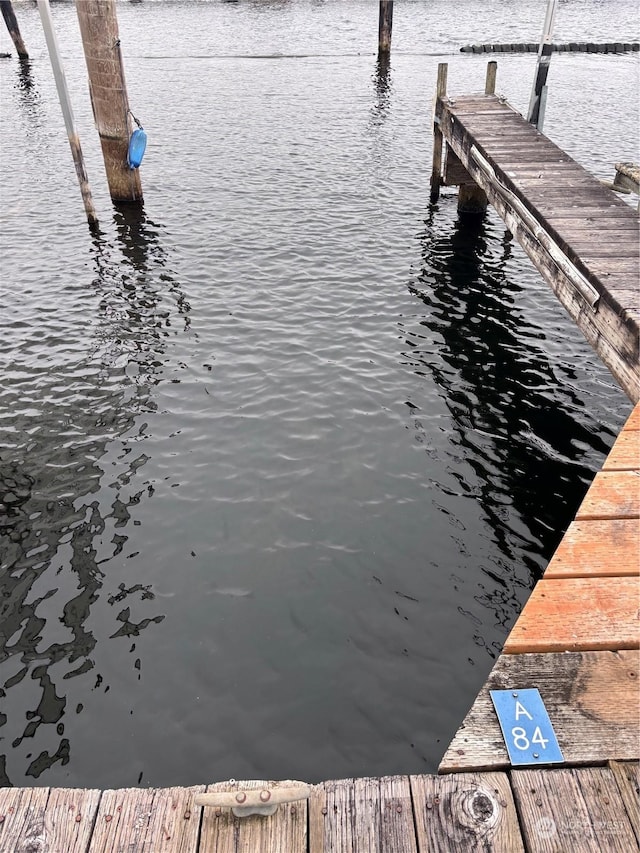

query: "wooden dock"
xmin=2 ymin=760 xmax=638 ymax=851
xmin=431 ymin=80 xmax=640 ymax=403
xmin=2 ymin=81 xmax=639 ymax=853
xmin=2 ymin=403 xmax=638 ymax=851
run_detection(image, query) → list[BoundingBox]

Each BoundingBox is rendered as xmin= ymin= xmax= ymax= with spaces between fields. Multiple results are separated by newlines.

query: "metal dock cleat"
xmin=194 ymin=779 xmax=312 ymax=818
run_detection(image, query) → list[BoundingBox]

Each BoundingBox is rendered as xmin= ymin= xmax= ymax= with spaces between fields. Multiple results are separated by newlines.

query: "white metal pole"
xmin=527 ymin=0 xmax=558 ymax=129
xmin=37 ymin=0 xmax=98 ymax=224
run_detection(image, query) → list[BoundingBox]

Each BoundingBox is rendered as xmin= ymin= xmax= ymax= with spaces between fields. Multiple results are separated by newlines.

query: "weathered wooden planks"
xmin=0 ymin=787 xmax=50 ymax=853
xmin=609 ymin=761 xmax=640 ymax=846
xmin=575 ymin=471 xmax=640 ymax=520
xmin=626 ymin=405 xmax=640 ymax=431
xmin=511 ymin=767 xmax=638 ymax=852
xmin=44 ymin=788 xmax=101 ymax=853
xmin=410 ymin=772 xmax=524 ymax=852
xmin=602 ymin=431 xmax=640 ymax=470
xmin=503 ymin=576 xmax=640 ymax=653
xmin=200 ymin=779 xmax=307 ymax=853
xmin=544 ymin=519 xmax=639 ymax=578
xmin=438 ymin=94 xmax=640 ymax=401
xmin=439 ymin=650 xmax=640 ymax=772
xmin=87 ymin=785 xmax=204 ymax=853
xmin=309 ymin=775 xmax=417 ymax=853
xmin=88 ymin=787 xmax=156 ymax=853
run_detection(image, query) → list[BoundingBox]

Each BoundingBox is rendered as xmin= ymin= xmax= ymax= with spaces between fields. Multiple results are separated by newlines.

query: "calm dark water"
xmin=0 ymin=1 xmax=638 ymax=789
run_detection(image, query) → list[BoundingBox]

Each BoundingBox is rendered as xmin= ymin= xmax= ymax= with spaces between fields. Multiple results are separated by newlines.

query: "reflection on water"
xmin=0 ymin=207 xmax=190 ymax=785
xmin=1 ymin=0 xmax=633 ymax=789
xmin=404 ymin=205 xmax=616 ymax=643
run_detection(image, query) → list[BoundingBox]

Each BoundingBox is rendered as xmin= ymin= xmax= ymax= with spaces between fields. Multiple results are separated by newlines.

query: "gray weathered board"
xmin=440 ymin=650 xmax=640 ymax=772
xmin=511 ymin=766 xmax=639 ymax=852
xmin=410 ymin=772 xmax=524 ymax=852
xmin=1 ymin=766 xmax=638 ymax=851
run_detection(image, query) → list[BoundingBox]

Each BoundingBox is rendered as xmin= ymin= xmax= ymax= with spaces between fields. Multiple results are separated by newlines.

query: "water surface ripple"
xmin=0 ymin=0 xmax=637 ymax=788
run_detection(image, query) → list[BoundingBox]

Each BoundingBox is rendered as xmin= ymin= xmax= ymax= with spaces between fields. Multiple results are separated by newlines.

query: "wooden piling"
xmin=378 ymin=1 xmax=393 ymax=56
xmin=37 ymin=0 xmax=97 ymax=224
xmin=527 ymin=0 xmax=558 ymax=129
xmin=429 ymin=63 xmax=447 ymax=203
xmin=75 ymin=0 xmax=143 ymax=203
xmin=457 ymin=182 xmax=488 ymax=216
xmin=0 ymin=0 xmax=28 ymax=58
xmin=485 ymin=61 xmax=497 ymax=95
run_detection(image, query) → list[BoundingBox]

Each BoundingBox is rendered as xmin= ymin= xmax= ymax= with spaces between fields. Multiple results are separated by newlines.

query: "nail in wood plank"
xmin=410 ymin=772 xmax=523 ymax=851
xmin=44 ymin=788 xmax=101 ymax=853
xmin=0 ymin=787 xmax=49 ymax=853
xmin=88 ymin=787 xmax=156 ymax=852
xmin=142 ymin=786 xmax=204 ymax=852
xmin=309 ymin=778 xmax=354 ymax=852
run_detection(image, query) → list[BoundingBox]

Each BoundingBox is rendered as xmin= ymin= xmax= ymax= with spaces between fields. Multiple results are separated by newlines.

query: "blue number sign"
xmin=490 ymin=688 xmax=564 ymax=766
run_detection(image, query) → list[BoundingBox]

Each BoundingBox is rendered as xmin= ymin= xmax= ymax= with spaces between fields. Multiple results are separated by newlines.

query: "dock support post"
xmin=378 ymin=1 xmax=393 ymax=56
xmin=1 ymin=0 xmax=28 ymax=58
xmin=485 ymin=60 xmax=497 ymax=95
xmin=75 ymin=0 xmax=143 ymax=203
xmin=37 ymin=0 xmax=97 ymax=224
xmin=430 ymin=62 xmax=447 ymax=203
xmin=527 ymin=0 xmax=558 ymax=129
xmin=457 ymin=183 xmax=488 ymax=216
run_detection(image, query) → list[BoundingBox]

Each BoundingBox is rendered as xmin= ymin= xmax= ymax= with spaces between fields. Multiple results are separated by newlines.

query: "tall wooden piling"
xmin=429 ymin=63 xmax=447 ymax=203
xmin=37 ymin=0 xmax=97 ymax=224
xmin=75 ymin=0 xmax=143 ymax=203
xmin=1 ymin=0 xmax=28 ymax=58
xmin=527 ymin=0 xmax=558 ymax=129
xmin=378 ymin=1 xmax=393 ymax=55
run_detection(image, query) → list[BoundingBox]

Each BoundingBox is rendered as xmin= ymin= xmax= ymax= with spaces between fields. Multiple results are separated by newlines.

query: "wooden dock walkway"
xmin=432 ymin=83 xmax=639 ymax=403
xmin=2 ymin=403 xmax=638 ymax=851
xmin=2 ymin=760 xmax=638 ymax=851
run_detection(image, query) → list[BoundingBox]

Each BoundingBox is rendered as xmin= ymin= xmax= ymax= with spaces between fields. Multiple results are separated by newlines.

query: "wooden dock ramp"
xmin=432 ymin=77 xmax=640 ymax=402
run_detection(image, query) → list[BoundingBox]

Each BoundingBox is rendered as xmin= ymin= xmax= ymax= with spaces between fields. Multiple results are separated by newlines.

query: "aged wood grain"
xmin=511 ymin=767 xmax=638 ymax=852
xmin=609 ymin=761 xmax=640 ymax=846
xmin=547 ymin=216 xmax=640 ymax=230
xmin=379 ymin=776 xmax=417 ymax=852
xmin=0 ymin=787 xmax=50 ymax=853
xmin=309 ymin=775 xmax=417 ymax=852
xmin=43 ymin=788 xmax=101 ymax=853
xmin=88 ymin=787 xmax=156 ymax=853
xmin=410 ymin=772 xmax=524 ymax=851
xmin=576 ymin=471 xmax=640 ymax=519
xmin=602 ymin=431 xmax=640 ymax=470
xmin=309 ymin=778 xmax=355 ymax=852
xmin=141 ymin=786 xmax=204 ymax=853
xmin=503 ymin=577 xmax=640 ymax=653
xmin=544 ymin=519 xmax=639 ymax=577
xmin=440 ymin=651 xmax=640 ymax=772
xmin=200 ymin=778 xmax=307 ymax=853
xmin=625 ymin=405 xmax=640 ymax=430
